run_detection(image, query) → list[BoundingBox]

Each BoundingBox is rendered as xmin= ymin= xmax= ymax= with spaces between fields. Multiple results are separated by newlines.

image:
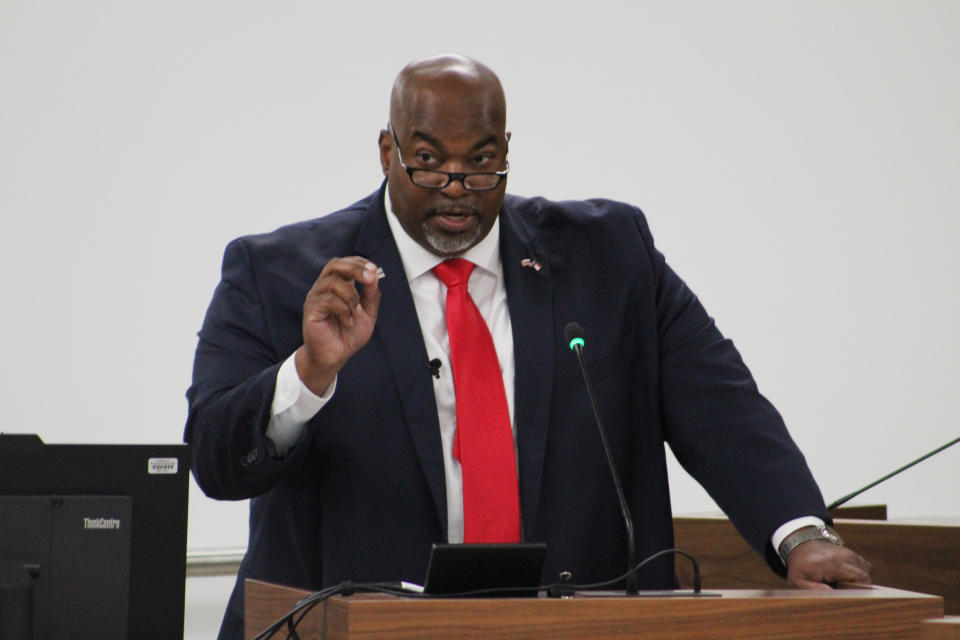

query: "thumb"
xmin=360 ymin=272 xmax=381 ymax=321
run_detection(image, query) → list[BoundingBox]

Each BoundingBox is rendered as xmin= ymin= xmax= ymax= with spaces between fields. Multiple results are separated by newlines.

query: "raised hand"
xmin=294 ymin=257 xmax=381 ymax=395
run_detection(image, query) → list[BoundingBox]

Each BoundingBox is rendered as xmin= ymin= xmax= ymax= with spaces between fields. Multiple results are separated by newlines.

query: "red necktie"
xmin=433 ymin=259 xmax=521 ymax=543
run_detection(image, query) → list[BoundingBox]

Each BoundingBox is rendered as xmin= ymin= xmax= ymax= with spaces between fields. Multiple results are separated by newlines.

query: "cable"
xmin=249 ymin=583 xmax=343 ymax=640
xmin=569 ymin=549 xmax=701 ymax=594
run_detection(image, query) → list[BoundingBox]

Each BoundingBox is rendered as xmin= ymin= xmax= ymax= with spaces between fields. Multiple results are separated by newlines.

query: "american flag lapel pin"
xmin=520 ymin=258 xmax=542 ymax=272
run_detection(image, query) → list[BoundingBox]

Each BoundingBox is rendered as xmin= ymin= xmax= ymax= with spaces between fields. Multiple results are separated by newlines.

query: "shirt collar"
xmin=384 ymin=187 xmax=501 ymax=282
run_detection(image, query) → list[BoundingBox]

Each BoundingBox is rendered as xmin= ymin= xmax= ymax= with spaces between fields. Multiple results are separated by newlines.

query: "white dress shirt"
xmin=263 ymin=189 xmax=819 ymax=556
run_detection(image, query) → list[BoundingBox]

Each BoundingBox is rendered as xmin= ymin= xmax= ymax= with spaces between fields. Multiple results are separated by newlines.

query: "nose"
xmin=439 ymin=174 xmax=469 ymax=198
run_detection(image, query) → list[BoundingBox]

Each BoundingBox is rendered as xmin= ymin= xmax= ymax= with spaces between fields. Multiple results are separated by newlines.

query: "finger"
xmin=359 ymin=266 xmax=381 ymax=320
xmin=310 ymin=292 xmax=356 ymax=324
xmin=835 ymin=581 xmax=873 ymax=589
xmin=836 ymin=550 xmax=872 ymax=576
xmin=322 ymin=255 xmax=371 ymax=273
xmin=852 ymin=562 xmax=872 ymax=584
xmin=792 ymin=578 xmax=834 ymax=591
xmin=313 ymin=277 xmax=362 ymax=310
xmin=313 ymin=257 xmax=379 ymax=290
xmin=827 ymin=561 xmax=871 ymax=585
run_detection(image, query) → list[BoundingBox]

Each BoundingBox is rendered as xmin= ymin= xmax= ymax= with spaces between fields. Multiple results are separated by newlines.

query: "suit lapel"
xmin=500 ymin=199 xmax=554 ymax=538
xmin=353 ymin=185 xmax=448 ymax=538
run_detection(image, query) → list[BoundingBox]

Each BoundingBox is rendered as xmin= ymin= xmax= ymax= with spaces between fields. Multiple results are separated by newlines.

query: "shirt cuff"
xmin=265 ymin=353 xmax=336 ymax=455
xmin=771 ymin=515 xmax=827 ymax=563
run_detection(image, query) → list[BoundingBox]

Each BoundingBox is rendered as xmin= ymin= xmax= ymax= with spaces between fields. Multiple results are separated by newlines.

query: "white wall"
xmin=3 ymin=2 xmax=958 ymax=636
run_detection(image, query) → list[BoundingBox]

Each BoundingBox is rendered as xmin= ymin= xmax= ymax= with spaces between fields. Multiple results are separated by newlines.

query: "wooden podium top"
xmin=246 ymin=580 xmax=947 ymax=640
xmin=672 ymin=514 xmax=960 ymax=614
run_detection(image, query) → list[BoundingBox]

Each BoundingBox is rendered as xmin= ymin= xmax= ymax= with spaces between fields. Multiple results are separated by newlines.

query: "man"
xmin=186 ymin=54 xmax=871 ymax=639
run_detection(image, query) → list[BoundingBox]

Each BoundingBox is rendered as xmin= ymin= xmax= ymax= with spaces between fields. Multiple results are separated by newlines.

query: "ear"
xmin=378 ymin=129 xmax=392 ymax=176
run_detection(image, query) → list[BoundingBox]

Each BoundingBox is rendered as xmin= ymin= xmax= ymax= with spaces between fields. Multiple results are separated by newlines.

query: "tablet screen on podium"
xmin=423 ymin=542 xmax=547 ymax=597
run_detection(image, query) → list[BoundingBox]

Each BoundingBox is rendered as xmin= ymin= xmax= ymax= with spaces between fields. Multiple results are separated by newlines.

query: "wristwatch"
xmin=778 ymin=524 xmax=845 ymax=564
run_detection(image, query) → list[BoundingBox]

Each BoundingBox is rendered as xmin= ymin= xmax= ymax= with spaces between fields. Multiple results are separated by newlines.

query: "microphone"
xmin=426 ymin=358 xmax=442 ymax=379
xmin=564 ymin=322 xmax=639 ymax=595
xmin=827 ymin=434 xmax=960 ymax=511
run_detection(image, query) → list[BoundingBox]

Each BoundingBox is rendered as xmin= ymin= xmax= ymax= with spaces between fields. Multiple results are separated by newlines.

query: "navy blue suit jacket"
xmin=185 ymin=184 xmax=829 ymax=638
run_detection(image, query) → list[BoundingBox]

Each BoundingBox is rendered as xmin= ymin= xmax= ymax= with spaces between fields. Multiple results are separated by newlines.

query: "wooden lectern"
xmin=245 ymin=579 xmax=956 ymax=639
xmin=244 ymin=507 xmax=960 ymax=638
xmin=672 ymin=512 xmax=960 ymax=614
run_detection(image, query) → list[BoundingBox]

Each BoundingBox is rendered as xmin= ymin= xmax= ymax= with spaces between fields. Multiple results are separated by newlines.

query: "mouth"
xmin=429 ymin=207 xmax=480 ymax=234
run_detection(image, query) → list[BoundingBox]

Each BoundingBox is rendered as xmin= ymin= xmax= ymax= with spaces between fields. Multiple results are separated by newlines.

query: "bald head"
xmin=378 ymin=55 xmax=510 ymax=257
xmin=389 ymin=54 xmax=506 ymax=133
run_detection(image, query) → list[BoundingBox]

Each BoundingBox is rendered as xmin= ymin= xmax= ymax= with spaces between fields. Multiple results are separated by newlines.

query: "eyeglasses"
xmin=389 ymin=123 xmax=509 ymax=192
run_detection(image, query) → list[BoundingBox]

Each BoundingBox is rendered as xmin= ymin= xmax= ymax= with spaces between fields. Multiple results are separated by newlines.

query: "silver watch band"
xmin=778 ymin=524 xmax=845 ymax=564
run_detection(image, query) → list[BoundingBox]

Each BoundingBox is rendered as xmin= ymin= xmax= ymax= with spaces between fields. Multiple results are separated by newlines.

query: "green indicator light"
xmin=568 ymin=337 xmax=585 ymax=350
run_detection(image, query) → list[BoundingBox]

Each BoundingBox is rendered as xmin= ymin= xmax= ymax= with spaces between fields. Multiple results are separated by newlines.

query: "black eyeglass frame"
xmin=388 ymin=123 xmax=510 ymax=192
